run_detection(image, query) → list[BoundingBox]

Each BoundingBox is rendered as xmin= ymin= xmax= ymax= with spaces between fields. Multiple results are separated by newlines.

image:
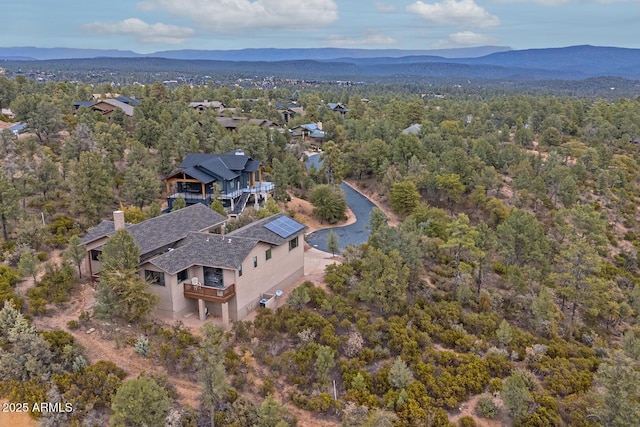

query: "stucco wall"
xmin=233 ymin=234 xmax=304 ymax=320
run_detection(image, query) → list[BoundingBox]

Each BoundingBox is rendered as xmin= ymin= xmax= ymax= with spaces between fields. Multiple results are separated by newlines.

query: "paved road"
xmin=305 ymin=154 xmax=378 ymax=252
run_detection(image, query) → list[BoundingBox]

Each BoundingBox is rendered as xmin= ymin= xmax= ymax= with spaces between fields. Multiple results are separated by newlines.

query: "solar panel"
xmin=264 ymin=216 xmax=305 ymax=239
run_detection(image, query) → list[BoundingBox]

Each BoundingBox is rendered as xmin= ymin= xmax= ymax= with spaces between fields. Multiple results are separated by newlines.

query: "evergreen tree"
xmin=326 ymin=230 xmax=339 ymax=258
xmin=172 ymin=196 xmax=186 ymax=211
xmin=389 ymin=181 xmax=421 ymax=217
xmin=63 ymin=235 xmax=86 ymax=278
xmin=198 ymin=323 xmax=228 ymax=427
xmin=122 ymin=163 xmax=161 ymax=208
xmin=69 ymin=152 xmax=114 ymax=223
xmin=310 ymin=184 xmax=346 ymax=224
xmin=111 ymin=377 xmax=170 ymax=427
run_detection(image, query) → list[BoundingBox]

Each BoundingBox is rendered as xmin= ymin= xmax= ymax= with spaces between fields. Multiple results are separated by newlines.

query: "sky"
xmin=2 ymin=0 xmax=638 ymax=53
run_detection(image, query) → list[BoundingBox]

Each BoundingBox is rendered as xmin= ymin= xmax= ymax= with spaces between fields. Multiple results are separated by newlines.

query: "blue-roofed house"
xmin=8 ymin=122 xmax=26 ymax=136
xmin=165 ymin=150 xmax=274 ymax=215
xmin=81 ymin=207 xmax=306 ymax=326
xmin=289 ymin=123 xmax=325 ymax=147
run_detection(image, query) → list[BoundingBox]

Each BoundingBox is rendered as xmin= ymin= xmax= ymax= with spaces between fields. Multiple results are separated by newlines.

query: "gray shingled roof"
xmin=81 ymin=204 xmax=227 ymax=259
xmin=101 ymin=99 xmax=134 ymax=116
xmin=228 ymin=213 xmax=306 ymax=246
xmin=175 ymin=151 xmax=262 ymax=184
xmin=149 ymin=232 xmax=258 ymax=274
xmin=80 ymin=220 xmax=116 ymax=244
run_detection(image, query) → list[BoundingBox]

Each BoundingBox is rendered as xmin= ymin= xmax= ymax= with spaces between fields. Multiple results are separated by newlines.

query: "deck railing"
xmin=183 ymin=283 xmax=236 ymax=303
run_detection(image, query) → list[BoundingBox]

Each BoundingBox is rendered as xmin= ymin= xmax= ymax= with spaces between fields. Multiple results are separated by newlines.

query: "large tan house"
xmin=81 ymin=204 xmax=306 ymax=327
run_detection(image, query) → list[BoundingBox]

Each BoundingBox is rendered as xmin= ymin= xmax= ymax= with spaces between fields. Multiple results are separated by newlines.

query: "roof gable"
xmin=228 ymin=213 xmax=306 ymax=246
xmin=81 ymin=204 xmax=227 ymax=259
xmin=149 ymin=232 xmax=258 ymax=274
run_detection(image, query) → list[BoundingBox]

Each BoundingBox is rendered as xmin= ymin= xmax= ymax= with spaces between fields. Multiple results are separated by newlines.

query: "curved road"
xmin=305 ymin=154 xmax=378 ymax=252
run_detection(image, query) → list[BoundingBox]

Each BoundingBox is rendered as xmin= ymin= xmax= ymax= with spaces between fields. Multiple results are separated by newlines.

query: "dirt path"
xmin=25 ymin=254 xmax=202 ymax=407
xmin=447 ymin=394 xmax=504 ymax=427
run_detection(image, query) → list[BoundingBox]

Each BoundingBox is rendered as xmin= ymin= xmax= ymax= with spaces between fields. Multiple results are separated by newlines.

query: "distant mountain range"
xmin=0 ymin=46 xmax=510 ymax=61
xmin=1 ymin=45 xmax=639 ymax=81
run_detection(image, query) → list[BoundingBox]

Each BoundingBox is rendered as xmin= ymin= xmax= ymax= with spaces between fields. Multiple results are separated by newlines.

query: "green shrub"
xmin=458 ymin=416 xmax=477 ymax=427
xmin=67 ymin=319 xmax=79 ymax=330
xmin=489 ymin=378 xmax=503 ymax=393
xmin=37 ymin=252 xmax=48 ymax=262
xmin=476 ymin=395 xmax=499 ymax=418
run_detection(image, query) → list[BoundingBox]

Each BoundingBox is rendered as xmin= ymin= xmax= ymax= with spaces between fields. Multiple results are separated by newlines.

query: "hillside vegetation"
xmin=0 ymin=75 xmax=640 ymax=426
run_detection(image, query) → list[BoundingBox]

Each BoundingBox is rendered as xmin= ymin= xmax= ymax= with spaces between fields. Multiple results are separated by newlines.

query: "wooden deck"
xmin=183 ymin=283 xmax=236 ymax=303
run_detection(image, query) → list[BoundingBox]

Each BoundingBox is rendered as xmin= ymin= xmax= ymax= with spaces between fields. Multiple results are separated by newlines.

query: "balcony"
xmin=184 ymin=283 xmax=236 ymax=303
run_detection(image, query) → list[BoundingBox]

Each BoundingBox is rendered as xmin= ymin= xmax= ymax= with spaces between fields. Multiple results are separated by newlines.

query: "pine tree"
xmin=326 ymin=230 xmax=339 ymax=258
xmin=64 ymin=235 xmax=86 ymax=278
xmin=198 ymin=323 xmax=228 ymax=427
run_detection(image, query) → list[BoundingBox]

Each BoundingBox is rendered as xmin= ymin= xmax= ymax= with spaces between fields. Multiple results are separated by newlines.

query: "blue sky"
xmin=2 ymin=0 xmax=638 ymax=53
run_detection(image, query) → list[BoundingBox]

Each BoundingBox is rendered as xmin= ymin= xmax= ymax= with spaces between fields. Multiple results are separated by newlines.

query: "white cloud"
xmin=328 ymin=30 xmax=396 ymax=47
xmin=84 ymin=18 xmax=195 ymax=44
xmin=407 ymin=0 xmax=500 ymax=29
xmin=375 ymin=1 xmax=397 ymax=12
xmin=447 ymin=31 xmax=498 ymax=45
xmin=137 ymin=0 xmax=338 ymax=32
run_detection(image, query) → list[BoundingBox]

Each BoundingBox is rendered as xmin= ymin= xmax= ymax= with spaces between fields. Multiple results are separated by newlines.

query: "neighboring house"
xmin=402 ymin=124 xmax=422 ymax=135
xmin=8 ymin=122 xmax=26 ymax=136
xmin=1 ymin=108 xmax=15 ymax=119
xmin=81 ymin=205 xmax=306 ymax=326
xmin=114 ymin=96 xmax=140 ymax=106
xmin=275 ymin=102 xmax=305 ymax=123
xmin=73 ymin=98 xmax=135 ymax=117
xmin=188 ymin=100 xmax=225 ymax=114
xmin=215 ymin=117 xmax=276 ymax=131
xmin=327 ymin=102 xmax=349 ymax=115
xmin=165 ymin=150 xmax=274 ymax=215
xmin=289 ymin=123 xmax=325 ymax=147
xmin=89 ymin=99 xmax=134 ymax=118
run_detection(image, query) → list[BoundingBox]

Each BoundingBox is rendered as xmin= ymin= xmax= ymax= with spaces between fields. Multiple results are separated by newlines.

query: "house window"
xmin=238 ymin=265 xmax=243 ymax=277
xmin=90 ymin=250 xmax=101 ymax=261
xmin=253 ymin=256 xmax=258 ymax=268
xmin=145 ymin=270 xmax=165 ymax=286
xmin=265 ymin=248 xmax=272 ymax=261
xmin=204 ymin=267 xmax=224 ymax=287
xmin=289 ymin=236 xmax=299 ymax=251
xmin=177 ymin=269 xmax=188 ymax=283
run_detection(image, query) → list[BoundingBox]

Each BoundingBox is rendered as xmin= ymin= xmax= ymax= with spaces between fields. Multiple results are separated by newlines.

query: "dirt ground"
xmin=283 ymin=195 xmax=356 ymax=233
xmin=0 ymin=400 xmax=37 ymax=427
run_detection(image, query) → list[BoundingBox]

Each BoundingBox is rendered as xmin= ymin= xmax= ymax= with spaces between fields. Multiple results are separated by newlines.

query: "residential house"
xmin=402 ymin=124 xmax=422 ymax=135
xmin=327 ymin=102 xmax=349 ymax=116
xmin=91 ymin=99 xmax=134 ymax=118
xmin=289 ymin=123 xmax=325 ymax=147
xmin=74 ymin=98 xmax=135 ymax=118
xmin=275 ymin=102 xmax=305 ymax=123
xmin=1 ymin=108 xmax=15 ymax=119
xmin=8 ymin=122 xmax=26 ymax=136
xmin=81 ymin=204 xmax=306 ymax=327
xmin=215 ymin=117 xmax=276 ymax=131
xmin=188 ymin=100 xmax=225 ymax=114
xmin=165 ymin=150 xmax=274 ymax=215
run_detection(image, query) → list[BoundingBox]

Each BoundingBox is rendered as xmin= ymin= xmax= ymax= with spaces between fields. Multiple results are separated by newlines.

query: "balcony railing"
xmin=168 ymin=192 xmax=214 ymax=201
xmin=184 ymin=283 xmax=236 ymax=303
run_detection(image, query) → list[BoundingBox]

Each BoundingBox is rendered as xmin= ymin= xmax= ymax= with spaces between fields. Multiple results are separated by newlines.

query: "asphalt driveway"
xmin=305 ymin=154 xmax=378 ymax=252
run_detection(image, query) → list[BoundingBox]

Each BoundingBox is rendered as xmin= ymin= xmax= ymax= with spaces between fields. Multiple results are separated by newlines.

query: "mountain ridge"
xmin=0 ymin=46 xmax=510 ymax=61
xmin=1 ymin=45 xmax=639 ymax=81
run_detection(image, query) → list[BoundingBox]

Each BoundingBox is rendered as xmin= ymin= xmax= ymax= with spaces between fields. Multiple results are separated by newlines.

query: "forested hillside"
xmin=1 ymin=74 xmax=640 ymax=426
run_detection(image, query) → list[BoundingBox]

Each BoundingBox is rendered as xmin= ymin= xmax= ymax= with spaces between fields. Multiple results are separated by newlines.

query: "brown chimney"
xmin=113 ymin=210 xmax=125 ymax=231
